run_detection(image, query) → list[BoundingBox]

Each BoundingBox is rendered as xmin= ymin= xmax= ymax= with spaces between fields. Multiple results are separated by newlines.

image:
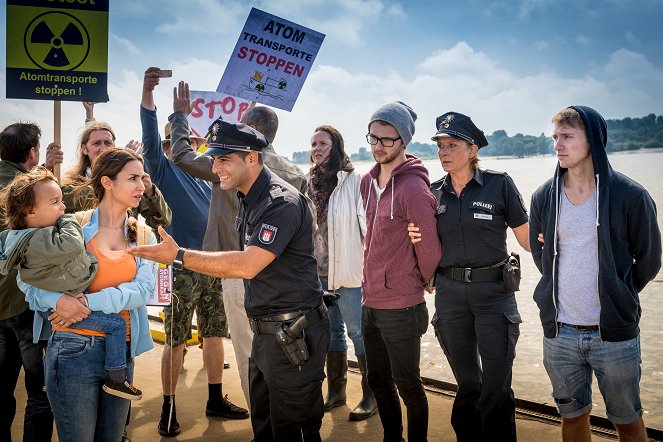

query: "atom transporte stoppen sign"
xmin=217 ymin=7 xmax=325 ymax=112
xmin=6 ymin=0 xmax=109 ymax=102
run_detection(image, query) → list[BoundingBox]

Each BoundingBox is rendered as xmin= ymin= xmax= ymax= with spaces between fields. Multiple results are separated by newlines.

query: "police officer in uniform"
xmin=129 ymin=118 xmax=329 ymax=442
xmin=409 ymin=112 xmax=530 ymax=441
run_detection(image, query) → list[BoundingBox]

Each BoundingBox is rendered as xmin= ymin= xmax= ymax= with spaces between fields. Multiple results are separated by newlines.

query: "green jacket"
xmin=0 ymin=214 xmax=98 ymax=296
xmin=0 ymin=161 xmax=29 ymax=320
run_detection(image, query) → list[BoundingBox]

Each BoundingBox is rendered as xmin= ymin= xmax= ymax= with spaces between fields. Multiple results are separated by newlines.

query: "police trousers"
xmin=249 ymin=318 xmax=329 ymax=442
xmin=433 ymin=276 xmax=521 ymax=442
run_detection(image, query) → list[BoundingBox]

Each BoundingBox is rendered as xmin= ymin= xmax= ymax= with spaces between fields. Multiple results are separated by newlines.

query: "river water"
xmin=344 ymin=151 xmax=663 ymax=428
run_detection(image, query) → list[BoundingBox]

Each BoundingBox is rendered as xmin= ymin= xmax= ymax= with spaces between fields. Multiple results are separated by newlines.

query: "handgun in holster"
xmin=503 ymin=252 xmax=521 ymax=293
xmin=275 ymin=314 xmax=310 ymax=367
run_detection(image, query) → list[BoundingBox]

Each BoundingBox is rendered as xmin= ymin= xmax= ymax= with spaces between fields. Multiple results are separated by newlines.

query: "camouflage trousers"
xmin=163 ymin=267 xmax=228 ymax=346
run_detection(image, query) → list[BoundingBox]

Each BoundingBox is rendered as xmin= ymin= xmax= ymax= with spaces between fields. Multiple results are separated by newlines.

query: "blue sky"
xmin=2 ymin=0 xmax=663 ymax=165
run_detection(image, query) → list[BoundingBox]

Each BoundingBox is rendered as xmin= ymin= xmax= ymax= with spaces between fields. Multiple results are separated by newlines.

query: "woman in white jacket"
xmin=308 ymin=125 xmax=377 ymax=421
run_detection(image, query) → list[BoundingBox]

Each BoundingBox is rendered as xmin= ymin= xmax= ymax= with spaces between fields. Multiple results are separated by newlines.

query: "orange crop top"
xmin=53 ymin=236 xmax=137 ymax=339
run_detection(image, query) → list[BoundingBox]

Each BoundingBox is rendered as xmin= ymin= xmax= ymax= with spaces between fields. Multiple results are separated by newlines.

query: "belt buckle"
xmin=463 ymin=268 xmax=472 ymax=283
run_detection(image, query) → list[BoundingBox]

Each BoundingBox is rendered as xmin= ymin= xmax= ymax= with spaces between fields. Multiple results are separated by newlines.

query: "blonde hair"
xmin=64 ymin=121 xmax=116 ymax=185
xmin=470 ymin=153 xmax=480 ymax=170
xmin=552 ymin=108 xmax=586 ymax=132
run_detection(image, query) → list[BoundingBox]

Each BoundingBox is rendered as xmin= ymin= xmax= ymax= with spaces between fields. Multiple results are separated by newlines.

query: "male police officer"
xmin=129 ymin=119 xmax=329 ymax=442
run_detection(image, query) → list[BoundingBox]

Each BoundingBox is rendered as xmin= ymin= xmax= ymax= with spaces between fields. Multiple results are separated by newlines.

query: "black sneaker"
xmin=102 ymin=377 xmax=142 ymax=400
xmin=158 ymin=409 xmax=181 ymax=437
xmin=205 ymin=395 xmax=249 ymax=419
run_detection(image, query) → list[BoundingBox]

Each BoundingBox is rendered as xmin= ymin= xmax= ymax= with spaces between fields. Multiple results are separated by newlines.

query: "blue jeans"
xmin=362 ymin=303 xmax=429 ymax=442
xmin=0 ymin=308 xmax=53 ymax=442
xmin=543 ymin=324 xmax=643 ymax=424
xmin=45 ymin=332 xmax=133 ymax=442
xmin=319 ymin=277 xmax=365 ymax=356
xmin=40 ymin=309 xmax=127 ymax=371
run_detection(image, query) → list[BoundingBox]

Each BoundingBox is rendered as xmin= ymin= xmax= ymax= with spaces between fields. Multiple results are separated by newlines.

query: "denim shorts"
xmin=543 ymin=324 xmax=643 ymax=424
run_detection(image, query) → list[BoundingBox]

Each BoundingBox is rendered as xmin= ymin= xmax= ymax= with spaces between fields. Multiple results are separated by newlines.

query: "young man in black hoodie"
xmin=529 ymin=105 xmax=661 ymax=441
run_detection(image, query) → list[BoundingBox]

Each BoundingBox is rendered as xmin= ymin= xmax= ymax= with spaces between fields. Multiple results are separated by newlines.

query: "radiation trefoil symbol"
xmin=24 ymin=11 xmax=90 ymax=71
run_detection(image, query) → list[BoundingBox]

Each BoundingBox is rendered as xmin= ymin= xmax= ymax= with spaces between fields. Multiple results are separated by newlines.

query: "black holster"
xmin=275 ymin=314 xmax=310 ymax=368
xmin=503 ymin=252 xmax=521 ymax=293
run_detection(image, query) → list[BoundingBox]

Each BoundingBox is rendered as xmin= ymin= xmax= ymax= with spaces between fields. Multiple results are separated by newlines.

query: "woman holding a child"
xmin=18 ymin=148 xmax=156 ymax=442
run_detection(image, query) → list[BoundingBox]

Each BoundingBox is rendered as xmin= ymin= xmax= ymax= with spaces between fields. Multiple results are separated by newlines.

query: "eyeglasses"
xmin=366 ymin=134 xmax=401 ymax=147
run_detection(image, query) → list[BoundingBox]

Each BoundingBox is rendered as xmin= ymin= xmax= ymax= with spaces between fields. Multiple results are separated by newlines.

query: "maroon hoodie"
xmin=361 ymin=154 xmax=442 ymax=309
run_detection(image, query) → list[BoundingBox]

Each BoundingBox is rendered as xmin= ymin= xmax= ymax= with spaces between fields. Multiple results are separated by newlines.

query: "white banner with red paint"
xmin=216 ymin=7 xmax=325 ymax=111
xmin=147 ymin=264 xmax=172 ymax=306
xmin=187 ymin=90 xmax=252 ymax=142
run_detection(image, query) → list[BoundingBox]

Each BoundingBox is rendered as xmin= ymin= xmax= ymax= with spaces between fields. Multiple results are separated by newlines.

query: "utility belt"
xmin=248 ymin=303 xmax=328 ymax=335
xmin=438 ymin=252 xmax=521 ymax=292
xmin=439 ymin=265 xmax=503 ymax=283
xmin=248 ymin=303 xmax=328 ymax=368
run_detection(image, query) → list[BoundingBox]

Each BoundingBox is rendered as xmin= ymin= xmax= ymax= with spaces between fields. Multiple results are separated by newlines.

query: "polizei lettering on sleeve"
xmin=471 ymin=201 xmax=494 ymax=212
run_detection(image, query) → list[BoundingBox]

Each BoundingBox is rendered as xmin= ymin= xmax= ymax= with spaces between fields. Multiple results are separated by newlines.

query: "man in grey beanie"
xmin=360 ymin=102 xmax=441 ymax=441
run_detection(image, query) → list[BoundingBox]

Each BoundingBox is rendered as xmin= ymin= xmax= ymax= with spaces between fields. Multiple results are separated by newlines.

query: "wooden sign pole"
xmin=53 ymin=100 xmax=61 ymax=181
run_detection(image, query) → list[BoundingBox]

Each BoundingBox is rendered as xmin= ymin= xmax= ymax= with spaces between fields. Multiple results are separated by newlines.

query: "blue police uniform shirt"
xmin=237 ymin=166 xmax=322 ymax=318
xmin=432 ymin=168 xmax=529 ymax=269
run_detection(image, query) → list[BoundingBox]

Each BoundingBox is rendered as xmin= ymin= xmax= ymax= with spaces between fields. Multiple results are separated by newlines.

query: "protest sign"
xmin=217 ymin=8 xmax=324 ymax=111
xmin=5 ymin=0 xmax=109 ymax=102
xmin=148 ymin=264 xmax=173 ymax=307
xmin=188 ymin=90 xmax=252 ymax=149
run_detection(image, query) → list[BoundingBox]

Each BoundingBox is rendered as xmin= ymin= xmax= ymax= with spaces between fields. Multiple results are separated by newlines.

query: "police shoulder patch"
xmin=269 ymin=185 xmax=285 ymax=199
xmin=258 ymin=223 xmax=278 ymax=244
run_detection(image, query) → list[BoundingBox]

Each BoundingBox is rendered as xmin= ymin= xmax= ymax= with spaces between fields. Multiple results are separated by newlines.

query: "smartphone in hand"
xmin=159 ymin=69 xmax=172 ymax=78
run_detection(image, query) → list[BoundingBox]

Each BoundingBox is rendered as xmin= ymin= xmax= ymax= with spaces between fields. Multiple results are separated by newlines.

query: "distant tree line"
xmin=290 ymin=114 xmax=663 ymax=163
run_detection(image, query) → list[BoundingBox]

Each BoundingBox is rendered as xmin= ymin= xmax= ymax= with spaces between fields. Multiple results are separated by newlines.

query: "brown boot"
xmin=323 ymin=351 xmax=347 ymax=411
xmin=349 ymin=355 xmax=378 ymax=421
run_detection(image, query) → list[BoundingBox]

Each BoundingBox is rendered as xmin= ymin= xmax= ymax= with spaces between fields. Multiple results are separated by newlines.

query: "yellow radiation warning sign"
xmin=6 ymin=0 xmax=109 ymax=102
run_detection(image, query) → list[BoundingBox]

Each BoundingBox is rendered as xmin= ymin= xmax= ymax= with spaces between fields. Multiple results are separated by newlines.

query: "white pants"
xmin=221 ymin=278 xmax=253 ymax=407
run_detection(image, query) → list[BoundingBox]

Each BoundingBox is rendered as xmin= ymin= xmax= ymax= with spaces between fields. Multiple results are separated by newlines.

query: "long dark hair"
xmin=75 ymin=147 xmax=143 ymax=243
xmin=309 ymin=125 xmax=353 ymax=197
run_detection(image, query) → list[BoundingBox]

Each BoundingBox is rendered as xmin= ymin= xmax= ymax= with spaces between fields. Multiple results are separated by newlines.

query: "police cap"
xmin=431 ymin=112 xmax=489 ymax=149
xmin=204 ymin=117 xmax=269 ymax=157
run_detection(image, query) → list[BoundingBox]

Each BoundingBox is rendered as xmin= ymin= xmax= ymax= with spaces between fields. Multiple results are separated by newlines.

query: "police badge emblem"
xmin=441 ymin=114 xmax=455 ymax=129
xmin=258 ymin=223 xmax=278 ymax=244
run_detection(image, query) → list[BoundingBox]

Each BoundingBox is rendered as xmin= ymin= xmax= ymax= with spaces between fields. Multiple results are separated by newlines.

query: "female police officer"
xmin=409 ymin=112 xmax=530 ymax=441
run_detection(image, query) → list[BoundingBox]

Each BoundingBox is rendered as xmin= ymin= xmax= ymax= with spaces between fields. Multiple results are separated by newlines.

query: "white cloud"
xmin=277 ymin=43 xmax=663 ymax=156
xmin=385 ymin=3 xmax=407 ymax=19
xmin=575 ymin=34 xmax=590 ymax=46
xmin=155 ymin=0 xmax=247 ymax=36
xmin=2 ymin=43 xmax=662 ymax=165
xmin=151 ymin=0 xmax=405 ymax=46
xmin=625 ymin=30 xmax=641 ymax=45
xmin=110 ymin=34 xmax=142 ymax=56
xmin=518 ymin=0 xmax=555 ymax=18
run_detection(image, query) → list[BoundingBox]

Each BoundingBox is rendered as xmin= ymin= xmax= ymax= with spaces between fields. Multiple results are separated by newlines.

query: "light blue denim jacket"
xmin=18 ymin=208 xmax=156 ymax=357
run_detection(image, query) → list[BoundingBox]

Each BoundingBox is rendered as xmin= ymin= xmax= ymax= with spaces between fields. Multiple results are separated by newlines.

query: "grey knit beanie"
xmin=368 ymin=101 xmax=417 ymax=146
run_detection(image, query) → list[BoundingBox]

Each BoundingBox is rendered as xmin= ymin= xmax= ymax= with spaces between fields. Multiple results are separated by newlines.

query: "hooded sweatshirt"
xmin=361 ymin=154 xmax=442 ymax=309
xmin=529 ymin=105 xmax=661 ymax=342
